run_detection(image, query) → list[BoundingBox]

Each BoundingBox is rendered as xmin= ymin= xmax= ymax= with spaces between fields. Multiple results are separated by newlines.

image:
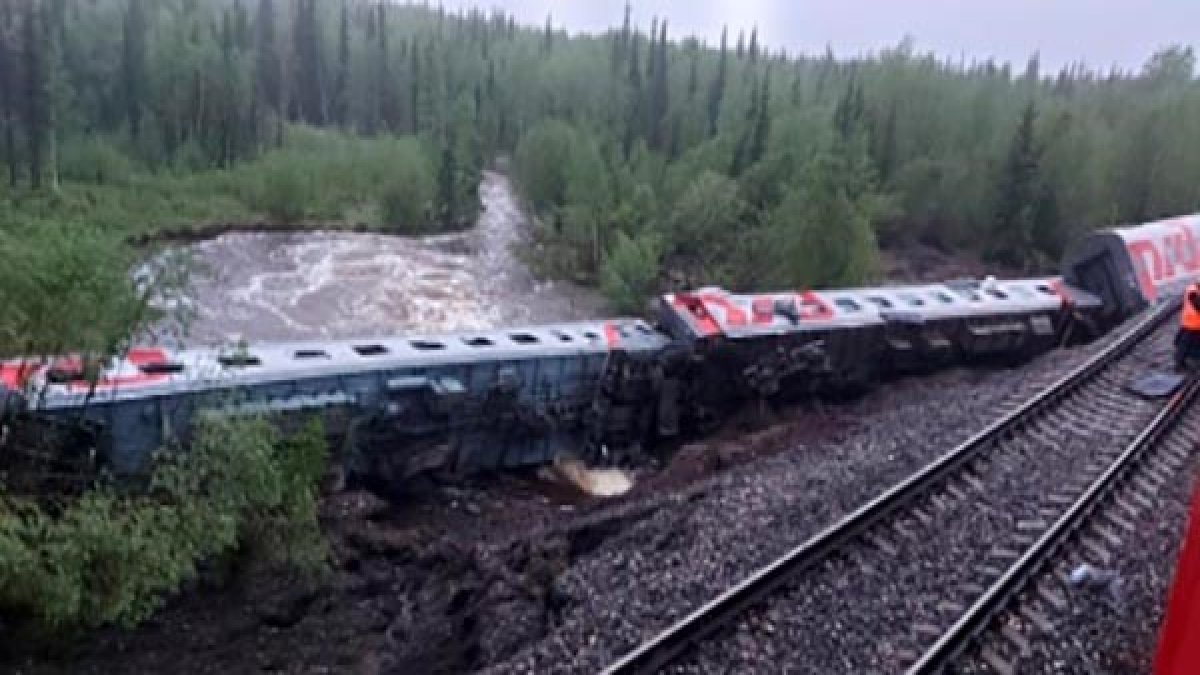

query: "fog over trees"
xmin=1 ymin=0 xmax=1198 ymax=311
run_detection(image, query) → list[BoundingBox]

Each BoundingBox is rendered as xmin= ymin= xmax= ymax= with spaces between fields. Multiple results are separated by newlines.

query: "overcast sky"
xmin=430 ymin=0 xmax=1197 ymax=73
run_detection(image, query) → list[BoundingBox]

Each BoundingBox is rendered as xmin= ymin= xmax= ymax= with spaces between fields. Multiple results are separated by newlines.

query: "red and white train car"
xmin=1063 ymin=214 xmax=1200 ymax=323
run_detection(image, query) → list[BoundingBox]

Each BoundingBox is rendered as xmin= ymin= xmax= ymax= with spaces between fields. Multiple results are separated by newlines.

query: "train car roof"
xmin=662 ymin=277 xmax=1066 ymax=340
xmin=2 ymin=318 xmax=667 ymax=408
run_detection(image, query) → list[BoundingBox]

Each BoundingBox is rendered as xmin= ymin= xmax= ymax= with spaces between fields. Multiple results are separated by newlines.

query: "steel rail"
xmin=907 ymin=372 xmax=1200 ymax=673
xmin=601 ymin=300 xmax=1178 ymax=675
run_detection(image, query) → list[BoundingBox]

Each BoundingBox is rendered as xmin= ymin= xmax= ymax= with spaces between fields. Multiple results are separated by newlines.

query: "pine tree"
xmin=748 ymin=72 xmax=770 ymax=165
xmin=991 ymin=101 xmax=1043 ymax=268
xmin=375 ymin=2 xmax=393 ymax=130
xmin=291 ymin=0 xmax=324 ymax=125
xmin=254 ymin=0 xmax=282 ymax=146
xmin=21 ymin=0 xmax=45 ymax=189
xmin=0 ymin=1 xmax=18 ymax=187
xmin=686 ymin=46 xmax=698 ymax=100
xmin=120 ymin=0 xmax=146 ymax=140
xmin=648 ymin=20 xmax=668 ymax=151
xmin=409 ymin=37 xmax=419 ymax=133
xmin=218 ymin=8 xmax=240 ymax=166
xmin=624 ymin=26 xmax=643 ymax=156
xmin=748 ymin=27 xmax=759 ymax=63
xmin=437 ymin=125 xmax=458 ymax=223
xmin=873 ymin=101 xmax=898 ymax=183
xmin=333 ymin=0 xmax=349 ymax=128
xmin=706 ymin=27 xmax=727 ymax=136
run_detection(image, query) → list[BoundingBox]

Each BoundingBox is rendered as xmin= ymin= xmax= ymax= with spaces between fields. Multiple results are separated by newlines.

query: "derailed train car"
xmin=0 ymin=321 xmax=669 ymax=484
xmin=1 ymin=213 xmax=1197 ymax=485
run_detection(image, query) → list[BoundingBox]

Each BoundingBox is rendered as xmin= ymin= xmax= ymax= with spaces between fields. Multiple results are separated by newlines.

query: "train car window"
xmin=636 ymin=324 xmax=654 ymax=334
xmin=139 ymin=362 xmax=186 ymax=374
xmin=1035 ymin=284 xmax=1056 ymax=295
xmin=410 ymin=340 xmax=446 ymax=351
xmin=834 ymin=298 xmax=861 ymax=312
xmin=866 ymin=296 xmax=893 ymax=309
xmin=218 ymin=354 xmax=262 ymax=367
xmin=510 ymin=333 xmax=540 ymax=345
xmin=985 ymin=289 xmax=1009 ymax=300
xmin=583 ymin=331 xmax=600 ymax=340
xmin=353 ymin=345 xmax=389 ymax=356
xmin=933 ymin=291 xmax=956 ymax=304
xmin=898 ymin=293 xmax=925 ymax=307
xmin=293 ymin=350 xmax=330 ymax=359
xmin=464 ymin=337 xmax=494 ymax=347
xmin=551 ymin=330 xmax=574 ymax=342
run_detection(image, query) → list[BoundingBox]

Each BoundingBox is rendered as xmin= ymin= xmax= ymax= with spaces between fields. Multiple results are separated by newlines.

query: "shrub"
xmin=58 ymin=136 xmax=138 ymax=186
xmin=601 ymin=231 xmax=664 ymax=314
xmin=378 ymin=142 xmax=435 ymax=233
xmin=0 ymin=415 xmax=329 ymax=632
xmin=253 ymin=161 xmax=311 ymax=224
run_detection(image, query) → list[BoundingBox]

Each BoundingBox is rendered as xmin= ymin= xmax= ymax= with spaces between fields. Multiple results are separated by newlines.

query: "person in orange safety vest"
xmin=1177 ymin=281 xmax=1200 ymax=370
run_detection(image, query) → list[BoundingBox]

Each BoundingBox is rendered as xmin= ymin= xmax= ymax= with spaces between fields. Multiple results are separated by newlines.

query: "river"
xmin=157 ymin=171 xmax=607 ymax=346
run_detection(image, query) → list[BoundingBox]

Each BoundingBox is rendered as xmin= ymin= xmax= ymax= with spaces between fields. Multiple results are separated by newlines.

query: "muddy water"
xmin=167 ymin=171 xmax=606 ymax=345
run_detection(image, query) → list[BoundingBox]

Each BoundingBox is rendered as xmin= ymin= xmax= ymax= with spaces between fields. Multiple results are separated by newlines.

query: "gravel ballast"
xmin=480 ymin=320 xmax=1153 ymax=674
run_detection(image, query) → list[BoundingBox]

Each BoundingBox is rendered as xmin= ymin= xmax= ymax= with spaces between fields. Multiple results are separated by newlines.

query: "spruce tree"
xmin=21 ymin=0 xmax=44 ymax=189
xmin=990 ymin=101 xmax=1043 ymax=268
xmin=254 ymin=0 xmax=282 ymax=146
xmin=706 ymin=27 xmax=726 ymax=136
xmin=0 ymin=1 xmax=17 ymax=187
xmin=333 ymin=0 xmax=349 ymax=128
xmin=120 ymin=0 xmax=146 ymax=140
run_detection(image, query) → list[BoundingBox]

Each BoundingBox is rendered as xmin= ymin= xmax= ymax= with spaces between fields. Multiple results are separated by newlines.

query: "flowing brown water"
xmin=159 ymin=171 xmax=606 ymax=346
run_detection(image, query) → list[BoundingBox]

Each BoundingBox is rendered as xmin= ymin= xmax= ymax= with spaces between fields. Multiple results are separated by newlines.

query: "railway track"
xmin=919 ymin=373 xmax=1200 ymax=674
xmin=602 ymin=301 xmax=1187 ymax=674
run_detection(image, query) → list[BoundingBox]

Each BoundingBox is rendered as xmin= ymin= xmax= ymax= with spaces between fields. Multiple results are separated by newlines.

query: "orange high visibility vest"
xmin=1183 ymin=284 xmax=1200 ymax=331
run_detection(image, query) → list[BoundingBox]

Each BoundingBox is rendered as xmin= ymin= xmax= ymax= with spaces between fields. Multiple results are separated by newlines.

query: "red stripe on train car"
xmin=65 ymin=348 xmax=173 ymax=393
xmin=0 ymin=361 xmax=25 ymax=389
xmin=603 ymin=322 xmax=621 ymax=348
xmin=796 ymin=291 xmax=834 ymax=320
xmin=698 ymin=291 xmax=748 ymax=326
xmin=1047 ymin=279 xmax=1071 ymax=308
xmin=672 ymin=294 xmax=722 ymax=337
xmin=1128 ymin=238 xmax=1164 ymax=303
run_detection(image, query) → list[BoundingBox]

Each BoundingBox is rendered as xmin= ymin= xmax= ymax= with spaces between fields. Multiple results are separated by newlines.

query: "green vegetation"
xmin=0 ymin=0 xmax=1198 ymax=636
xmin=0 ymin=415 xmax=328 ymax=632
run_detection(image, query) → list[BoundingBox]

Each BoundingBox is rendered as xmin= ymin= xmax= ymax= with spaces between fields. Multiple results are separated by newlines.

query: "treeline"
xmin=2 ymin=1 xmax=1200 ymax=307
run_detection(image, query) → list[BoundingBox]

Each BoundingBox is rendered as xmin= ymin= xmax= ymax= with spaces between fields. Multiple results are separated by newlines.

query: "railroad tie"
xmin=1132 ymin=473 xmax=1161 ymax=495
xmin=1036 ymin=584 xmax=1069 ymax=612
xmin=988 ymin=546 xmax=1021 ymax=562
xmin=1015 ymin=518 xmax=1048 ymax=533
xmin=865 ymin=532 xmax=898 ymax=557
xmin=1092 ymin=524 xmax=1123 ymax=548
xmin=1080 ymin=536 xmax=1112 ymax=565
xmin=980 ymin=645 xmax=1016 ymax=675
xmin=1104 ymin=511 xmax=1136 ymax=533
xmin=1001 ymin=622 xmax=1032 ymax=656
xmin=1018 ymin=605 xmax=1055 ymax=633
xmin=913 ymin=622 xmax=942 ymax=639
